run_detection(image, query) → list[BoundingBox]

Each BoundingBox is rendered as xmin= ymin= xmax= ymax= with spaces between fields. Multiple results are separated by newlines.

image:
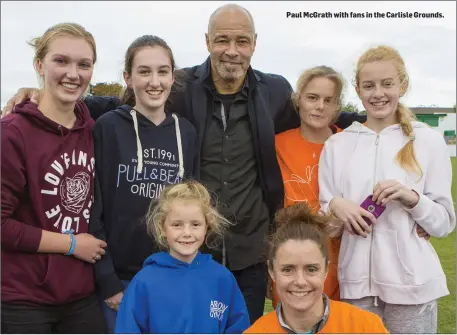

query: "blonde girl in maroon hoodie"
xmin=1 ymin=23 xmax=107 ymax=333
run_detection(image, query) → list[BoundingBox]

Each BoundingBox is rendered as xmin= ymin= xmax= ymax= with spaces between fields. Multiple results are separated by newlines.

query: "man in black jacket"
xmin=1 ymin=4 xmax=366 ymax=324
xmin=166 ymin=4 xmax=364 ymax=324
xmin=169 ymin=5 xmax=297 ymax=324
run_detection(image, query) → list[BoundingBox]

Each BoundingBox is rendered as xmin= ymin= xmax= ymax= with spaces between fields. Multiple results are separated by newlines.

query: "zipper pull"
xmin=375 ymin=134 xmax=379 ymax=145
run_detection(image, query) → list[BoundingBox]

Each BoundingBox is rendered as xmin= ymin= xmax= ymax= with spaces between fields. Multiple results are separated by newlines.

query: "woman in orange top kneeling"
xmin=273 ymin=66 xmax=344 ymax=306
xmin=245 ymin=204 xmax=388 ymax=334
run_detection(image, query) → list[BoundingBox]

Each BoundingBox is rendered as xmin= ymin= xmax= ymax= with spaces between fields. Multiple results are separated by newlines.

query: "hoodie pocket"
xmin=338 ymin=234 xmax=370 ymax=282
xmin=38 ymin=254 xmax=95 ymax=303
xmin=37 ymin=255 xmax=51 ymax=286
xmin=372 ymin=229 xmax=413 ymax=285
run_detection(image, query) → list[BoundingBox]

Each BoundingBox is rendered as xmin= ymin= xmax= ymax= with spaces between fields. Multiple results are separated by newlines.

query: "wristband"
xmin=63 ymin=230 xmax=76 ymax=256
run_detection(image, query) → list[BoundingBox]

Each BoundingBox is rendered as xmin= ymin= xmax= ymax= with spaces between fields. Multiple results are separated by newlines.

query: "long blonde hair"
xmin=146 ymin=180 xmax=231 ymax=250
xmin=355 ymin=45 xmax=423 ymax=178
xmin=292 ymin=65 xmax=345 ymax=123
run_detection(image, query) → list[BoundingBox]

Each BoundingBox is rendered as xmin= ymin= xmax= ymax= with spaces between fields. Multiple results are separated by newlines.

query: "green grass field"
xmin=433 ymin=156 xmax=456 ymax=333
xmin=264 ymin=157 xmax=456 ymax=333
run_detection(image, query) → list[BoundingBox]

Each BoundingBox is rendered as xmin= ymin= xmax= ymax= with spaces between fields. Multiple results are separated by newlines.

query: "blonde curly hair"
xmin=146 ymin=180 xmax=231 ymax=250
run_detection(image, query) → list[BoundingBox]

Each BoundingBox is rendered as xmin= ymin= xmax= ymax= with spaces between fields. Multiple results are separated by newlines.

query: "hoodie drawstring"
xmin=130 ymin=110 xmax=143 ymax=173
xmin=130 ymin=110 xmax=184 ymax=179
xmin=171 ymin=114 xmax=185 ymax=179
xmin=373 ymin=296 xmax=378 ymax=307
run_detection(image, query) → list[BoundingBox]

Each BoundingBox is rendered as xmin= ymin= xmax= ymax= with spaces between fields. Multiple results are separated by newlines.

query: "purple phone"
xmin=352 ymin=195 xmax=386 ymax=235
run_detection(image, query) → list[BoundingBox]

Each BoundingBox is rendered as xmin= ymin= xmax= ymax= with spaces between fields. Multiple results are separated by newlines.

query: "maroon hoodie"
xmin=1 ymin=100 xmax=96 ymax=306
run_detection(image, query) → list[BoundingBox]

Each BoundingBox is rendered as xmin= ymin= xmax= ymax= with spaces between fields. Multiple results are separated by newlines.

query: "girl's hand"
xmin=372 ymin=180 xmax=419 ymax=208
xmin=416 ymin=225 xmax=431 ymax=240
xmin=72 ymin=233 xmax=107 ymax=264
xmin=329 ymin=197 xmax=376 ymax=238
xmin=319 ymin=209 xmax=345 ymax=238
xmin=105 ymin=292 xmax=124 ymax=311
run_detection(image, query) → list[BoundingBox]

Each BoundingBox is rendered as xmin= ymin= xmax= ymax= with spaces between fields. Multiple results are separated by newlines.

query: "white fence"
xmin=448 ymin=145 xmax=456 ymax=158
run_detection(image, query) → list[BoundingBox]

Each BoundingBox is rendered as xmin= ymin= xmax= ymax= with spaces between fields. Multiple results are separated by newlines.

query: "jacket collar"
xmin=276 ymin=294 xmax=330 ymax=334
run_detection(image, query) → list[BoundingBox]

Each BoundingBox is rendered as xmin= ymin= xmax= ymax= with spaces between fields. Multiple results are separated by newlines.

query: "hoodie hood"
xmin=115 ymin=105 xmax=175 ymax=128
xmin=14 ymin=99 xmax=93 ymax=135
xmin=341 ymin=121 xmax=429 ymax=178
xmin=143 ymin=251 xmax=212 ymax=270
xmin=344 ymin=121 xmax=429 ymax=135
xmin=330 ymin=120 xmax=430 ymax=199
xmin=113 ymin=105 xmax=184 ymax=177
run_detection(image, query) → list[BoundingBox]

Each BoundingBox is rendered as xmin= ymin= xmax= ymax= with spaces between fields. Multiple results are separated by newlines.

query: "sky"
xmin=1 ymin=1 xmax=456 ymax=109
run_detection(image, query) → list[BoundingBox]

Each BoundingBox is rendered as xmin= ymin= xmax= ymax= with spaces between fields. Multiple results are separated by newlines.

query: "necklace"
xmin=299 ymin=131 xmax=324 ymax=159
xmin=299 ymin=126 xmax=334 ymax=159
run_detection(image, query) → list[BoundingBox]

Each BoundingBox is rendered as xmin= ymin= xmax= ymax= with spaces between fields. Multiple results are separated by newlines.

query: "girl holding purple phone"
xmin=318 ymin=45 xmax=455 ymax=333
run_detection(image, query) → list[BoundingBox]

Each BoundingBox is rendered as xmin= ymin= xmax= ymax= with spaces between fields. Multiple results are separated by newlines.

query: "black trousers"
xmin=1 ymin=294 xmax=106 ymax=334
xmin=232 ymin=262 xmax=268 ymax=325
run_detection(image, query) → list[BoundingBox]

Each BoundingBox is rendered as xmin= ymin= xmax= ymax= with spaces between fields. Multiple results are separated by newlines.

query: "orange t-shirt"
xmin=273 ymin=127 xmax=341 ymax=305
xmin=244 ymin=299 xmax=389 ymax=334
xmin=276 ymin=127 xmax=340 ymax=210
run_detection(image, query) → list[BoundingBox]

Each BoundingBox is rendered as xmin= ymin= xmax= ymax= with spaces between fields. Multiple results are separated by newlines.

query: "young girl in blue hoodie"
xmin=115 ymin=180 xmax=250 ymax=334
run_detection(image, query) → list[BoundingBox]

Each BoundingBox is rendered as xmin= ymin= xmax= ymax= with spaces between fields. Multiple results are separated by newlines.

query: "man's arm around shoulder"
xmin=84 ymin=95 xmax=121 ymax=121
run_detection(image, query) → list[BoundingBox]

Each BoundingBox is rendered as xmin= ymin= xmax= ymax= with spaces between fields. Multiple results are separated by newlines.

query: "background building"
xmin=411 ymin=107 xmax=456 ymax=157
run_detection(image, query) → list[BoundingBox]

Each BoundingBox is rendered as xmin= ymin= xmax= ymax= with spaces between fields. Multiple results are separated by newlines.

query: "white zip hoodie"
xmin=319 ymin=121 xmax=455 ymax=305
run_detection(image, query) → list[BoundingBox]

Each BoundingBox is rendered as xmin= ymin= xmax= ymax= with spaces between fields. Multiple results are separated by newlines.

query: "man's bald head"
xmin=207 ymin=4 xmax=256 ymax=36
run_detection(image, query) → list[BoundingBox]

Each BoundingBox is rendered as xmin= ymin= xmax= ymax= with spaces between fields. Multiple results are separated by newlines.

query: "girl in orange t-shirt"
xmin=272 ymin=66 xmax=344 ymax=307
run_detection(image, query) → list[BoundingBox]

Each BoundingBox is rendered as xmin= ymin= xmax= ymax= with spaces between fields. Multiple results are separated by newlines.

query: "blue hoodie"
xmin=115 ymin=252 xmax=250 ymax=334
